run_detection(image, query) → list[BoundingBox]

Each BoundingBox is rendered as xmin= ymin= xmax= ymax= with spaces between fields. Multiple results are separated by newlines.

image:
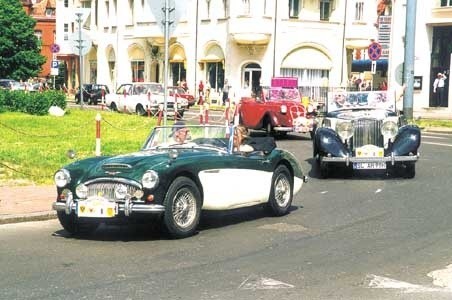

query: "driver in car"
xmin=170 ymin=121 xmax=191 ymax=144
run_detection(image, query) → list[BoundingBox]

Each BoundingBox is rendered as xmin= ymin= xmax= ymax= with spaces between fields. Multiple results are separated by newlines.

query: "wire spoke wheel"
xmin=274 ymin=173 xmax=291 ymax=207
xmin=172 ymin=189 xmax=197 ymax=228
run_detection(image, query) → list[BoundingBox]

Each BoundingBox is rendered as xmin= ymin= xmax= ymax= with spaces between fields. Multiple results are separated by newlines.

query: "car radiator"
xmin=85 ymin=182 xmax=139 ymax=202
xmin=352 ymin=118 xmax=383 ymax=149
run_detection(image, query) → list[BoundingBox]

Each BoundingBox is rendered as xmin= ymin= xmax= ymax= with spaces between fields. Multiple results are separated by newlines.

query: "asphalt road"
xmin=1 ymin=127 xmax=452 ymax=300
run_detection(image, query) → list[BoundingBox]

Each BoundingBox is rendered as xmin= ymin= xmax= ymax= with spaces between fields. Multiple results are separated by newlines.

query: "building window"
xmin=440 ymin=0 xmax=452 ymax=6
xmin=45 ymin=8 xmax=55 ymax=17
xmin=320 ymin=0 xmax=331 ymax=21
xmin=242 ymin=0 xmax=250 ymax=15
xmin=64 ymin=0 xmax=69 ymax=8
xmin=289 ymin=0 xmax=300 ymax=18
xmin=355 ymin=1 xmax=364 ymax=21
xmin=131 ymin=61 xmax=145 ymax=82
xmin=34 ymin=30 xmax=42 ymax=49
xmin=64 ymin=23 xmax=69 ymax=41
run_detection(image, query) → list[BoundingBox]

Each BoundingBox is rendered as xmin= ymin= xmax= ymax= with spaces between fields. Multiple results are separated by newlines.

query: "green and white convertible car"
xmin=52 ymin=124 xmax=307 ymax=238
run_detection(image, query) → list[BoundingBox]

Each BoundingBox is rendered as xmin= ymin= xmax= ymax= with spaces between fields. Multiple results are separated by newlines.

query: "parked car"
xmin=239 ymin=86 xmax=316 ymax=138
xmin=75 ymin=84 xmax=110 ymax=105
xmin=52 ymin=124 xmax=307 ymax=238
xmin=313 ymin=90 xmax=421 ymax=178
xmin=0 ymin=79 xmax=20 ymax=90
xmin=168 ymin=86 xmax=196 ymax=107
xmin=105 ymin=82 xmax=185 ymax=118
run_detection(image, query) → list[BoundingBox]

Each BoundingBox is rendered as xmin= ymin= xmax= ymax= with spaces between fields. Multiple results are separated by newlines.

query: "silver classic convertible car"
xmin=53 ymin=124 xmax=307 ymax=238
xmin=313 ymin=90 xmax=421 ymax=178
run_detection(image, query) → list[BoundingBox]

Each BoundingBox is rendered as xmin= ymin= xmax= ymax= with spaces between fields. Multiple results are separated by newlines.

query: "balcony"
xmin=229 ymin=16 xmax=272 ymax=45
xmin=344 ymin=21 xmax=378 ymax=49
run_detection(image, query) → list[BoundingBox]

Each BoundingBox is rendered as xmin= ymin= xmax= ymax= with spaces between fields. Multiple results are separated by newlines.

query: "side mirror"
xmin=66 ymin=149 xmax=77 ymax=159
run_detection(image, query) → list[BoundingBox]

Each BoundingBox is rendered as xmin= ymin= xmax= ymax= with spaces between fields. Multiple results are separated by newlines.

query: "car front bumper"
xmin=52 ymin=192 xmax=165 ymax=217
xmin=321 ymin=153 xmax=419 ymax=166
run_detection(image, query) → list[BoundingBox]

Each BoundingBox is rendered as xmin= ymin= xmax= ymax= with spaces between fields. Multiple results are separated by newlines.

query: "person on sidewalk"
xmin=433 ymin=72 xmax=447 ymax=107
xmin=222 ymin=79 xmax=230 ymax=106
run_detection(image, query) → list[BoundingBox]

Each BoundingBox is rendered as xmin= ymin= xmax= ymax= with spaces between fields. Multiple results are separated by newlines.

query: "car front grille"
xmin=352 ymin=118 xmax=383 ymax=149
xmin=85 ymin=182 xmax=140 ymax=202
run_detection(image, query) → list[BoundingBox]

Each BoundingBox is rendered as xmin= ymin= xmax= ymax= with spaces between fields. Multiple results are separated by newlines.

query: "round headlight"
xmin=76 ymin=184 xmax=88 ymax=199
xmin=381 ymin=120 xmax=398 ymax=138
xmin=54 ymin=169 xmax=71 ymax=188
xmin=280 ymin=105 xmax=287 ymax=114
xmin=142 ymin=170 xmax=159 ymax=189
xmin=336 ymin=121 xmax=354 ymax=140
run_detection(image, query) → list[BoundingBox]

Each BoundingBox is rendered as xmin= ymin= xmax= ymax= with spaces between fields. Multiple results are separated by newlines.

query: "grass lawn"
xmin=0 ymin=109 xmax=160 ymax=186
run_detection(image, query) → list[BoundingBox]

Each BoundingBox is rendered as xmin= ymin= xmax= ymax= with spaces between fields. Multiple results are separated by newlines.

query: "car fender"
xmin=391 ymin=124 xmax=421 ymax=155
xmin=314 ymin=127 xmax=350 ymax=157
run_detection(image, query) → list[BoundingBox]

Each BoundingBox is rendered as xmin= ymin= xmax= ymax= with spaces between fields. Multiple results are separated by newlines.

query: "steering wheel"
xmin=191 ymin=138 xmax=228 ymax=149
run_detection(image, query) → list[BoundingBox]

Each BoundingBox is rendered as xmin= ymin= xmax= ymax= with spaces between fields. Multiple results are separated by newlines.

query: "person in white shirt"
xmin=433 ymin=72 xmax=447 ymax=107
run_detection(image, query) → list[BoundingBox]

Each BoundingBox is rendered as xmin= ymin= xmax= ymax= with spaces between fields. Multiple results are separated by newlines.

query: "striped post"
xmin=95 ymin=113 xmax=101 ymax=156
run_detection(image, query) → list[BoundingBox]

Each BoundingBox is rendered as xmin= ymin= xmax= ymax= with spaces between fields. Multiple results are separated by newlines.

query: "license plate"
xmin=77 ymin=197 xmax=117 ymax=218
xmin=353 ymin=162 xmax=386 ymax=169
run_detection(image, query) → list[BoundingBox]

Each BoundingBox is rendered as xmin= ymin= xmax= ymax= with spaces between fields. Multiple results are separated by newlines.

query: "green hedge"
xmin=0 ymin=90 xmax=67 ymax=115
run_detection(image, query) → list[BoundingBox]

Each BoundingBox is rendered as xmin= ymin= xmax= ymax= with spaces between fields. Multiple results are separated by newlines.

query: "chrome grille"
xmin=353 ymin=119 xmax=383 ymax=149
xmin=86 ymin=182 xmax=139 ymax=201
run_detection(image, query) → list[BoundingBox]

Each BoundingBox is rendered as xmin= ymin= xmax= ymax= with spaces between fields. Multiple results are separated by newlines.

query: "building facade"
xmin=55 ymin=0 xmax=383 ymax=102
xmin=388 ymin=0 xmax=451 ymax=114
xmin=21 ymin=0 xmax=56 ymax=80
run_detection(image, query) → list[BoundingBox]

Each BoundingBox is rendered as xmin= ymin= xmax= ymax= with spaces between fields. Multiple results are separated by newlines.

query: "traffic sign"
xmin=51 ymin=60 xmax=59 ymax=68
xmin=368 ymin=42 xmax=382 ymax=61
xmin=50 ymin=43 xmax=60 ymax=53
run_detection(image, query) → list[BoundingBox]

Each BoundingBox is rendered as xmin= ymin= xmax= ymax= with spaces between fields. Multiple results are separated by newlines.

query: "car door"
xmin=117 ymin=84 xmax=132 ymax=112
xmin=199 ymin=153 xmax=273 ymax=210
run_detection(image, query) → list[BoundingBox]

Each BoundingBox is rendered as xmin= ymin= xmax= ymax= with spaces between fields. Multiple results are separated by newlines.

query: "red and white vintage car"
xmin=238 ymin=77 xmax=316 ymax=138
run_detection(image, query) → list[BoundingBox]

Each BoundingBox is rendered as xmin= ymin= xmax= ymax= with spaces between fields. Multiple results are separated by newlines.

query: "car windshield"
xmin=142 ymin=125 xmax=233 ymax=152
xmin=264 ymin=87 xmax=300 ymax=101
xmin=327 ymin=90 xmax=396 ymax=113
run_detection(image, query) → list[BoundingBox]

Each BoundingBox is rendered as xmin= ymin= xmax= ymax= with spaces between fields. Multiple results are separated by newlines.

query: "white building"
xmin=56 ymin=0 xmax=395 ymax=106
xmin=388 ymin=0 xmax=451 ymax=116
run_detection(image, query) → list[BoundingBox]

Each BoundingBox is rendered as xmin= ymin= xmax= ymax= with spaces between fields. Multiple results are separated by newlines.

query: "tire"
xmin=110 ymin=102 xmax=118 ymax=112
xmin=57 ymin=211 xmax=99 ymax=236
xmin=163 ymin=177 xmax=202 ymax=239
xmin=320 ymin=160 xmax=329 ymax=179
xmin=265 ymin=121 xmax=273 ymax=136
xmin=267 ymin=165 xmax=293 ymax=216
xmin=136 ymin=104 xmax=146 ymax=116
xmin=402 ymin=162 xmax=416 ymax=179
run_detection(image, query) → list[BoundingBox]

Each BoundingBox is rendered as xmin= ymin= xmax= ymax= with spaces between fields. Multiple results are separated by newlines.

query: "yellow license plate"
xmin=356 ymin=145 xmax=384 ymax=158
xmin=77 ymin=197 xmax=117 ymax=218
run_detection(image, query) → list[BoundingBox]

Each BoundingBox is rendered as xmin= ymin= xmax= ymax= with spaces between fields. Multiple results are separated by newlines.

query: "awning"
xmin=170 ymin=47 xmax=186 ymax=62
xmin=352 ymin=59 xmax=388 ymax=72
xmin=345 ymin=38 xmax=374 ymax=49
xmin=199 ymin=45 xmax=224 ymax=62
xmin=281 ymin=48 xmax=332 ymax=70
xmin=231 ymin=33 xmax=271 ymax=45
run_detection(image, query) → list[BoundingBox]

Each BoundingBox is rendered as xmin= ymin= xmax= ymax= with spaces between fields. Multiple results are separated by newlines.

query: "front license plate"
xmin=353 ymin=162 xmax=386 ymax=170
xmin=77 ymin=197 xmax=117 ymax=218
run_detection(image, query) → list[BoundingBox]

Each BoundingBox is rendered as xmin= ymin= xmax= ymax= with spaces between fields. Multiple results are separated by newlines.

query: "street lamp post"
xmin=75 ymin=12 xmax=84 ymax=108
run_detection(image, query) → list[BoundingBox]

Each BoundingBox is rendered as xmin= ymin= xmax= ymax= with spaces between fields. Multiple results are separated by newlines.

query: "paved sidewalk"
xmin=0 ymin=185 xmax=56 ymax=224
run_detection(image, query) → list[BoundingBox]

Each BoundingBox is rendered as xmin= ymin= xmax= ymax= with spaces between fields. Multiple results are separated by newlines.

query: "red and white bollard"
xmin=157 ymin=104 xmax=163 ymax=126
xmin=95 ymin=113 xmax=102 ymax=156
xmin=204 ymin=103 xmax=209 ymax=124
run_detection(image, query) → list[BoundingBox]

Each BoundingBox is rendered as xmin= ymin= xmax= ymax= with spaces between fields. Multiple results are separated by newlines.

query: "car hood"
xmin=66 ymin=151 xmax=173 ymax=183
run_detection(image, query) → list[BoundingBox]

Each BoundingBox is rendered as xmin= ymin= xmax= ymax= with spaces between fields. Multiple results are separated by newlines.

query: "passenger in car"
xmin=233 ymin=125 xmax=254 ymax=153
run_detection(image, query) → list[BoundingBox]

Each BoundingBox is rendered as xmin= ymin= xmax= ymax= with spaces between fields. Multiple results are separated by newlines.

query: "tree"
xmin=0 ymin=0 xmax=46 ymax=80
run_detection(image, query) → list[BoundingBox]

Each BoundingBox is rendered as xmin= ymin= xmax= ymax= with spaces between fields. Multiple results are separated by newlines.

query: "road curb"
xmin=0 ymin=211 xmax=57 ymax=225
